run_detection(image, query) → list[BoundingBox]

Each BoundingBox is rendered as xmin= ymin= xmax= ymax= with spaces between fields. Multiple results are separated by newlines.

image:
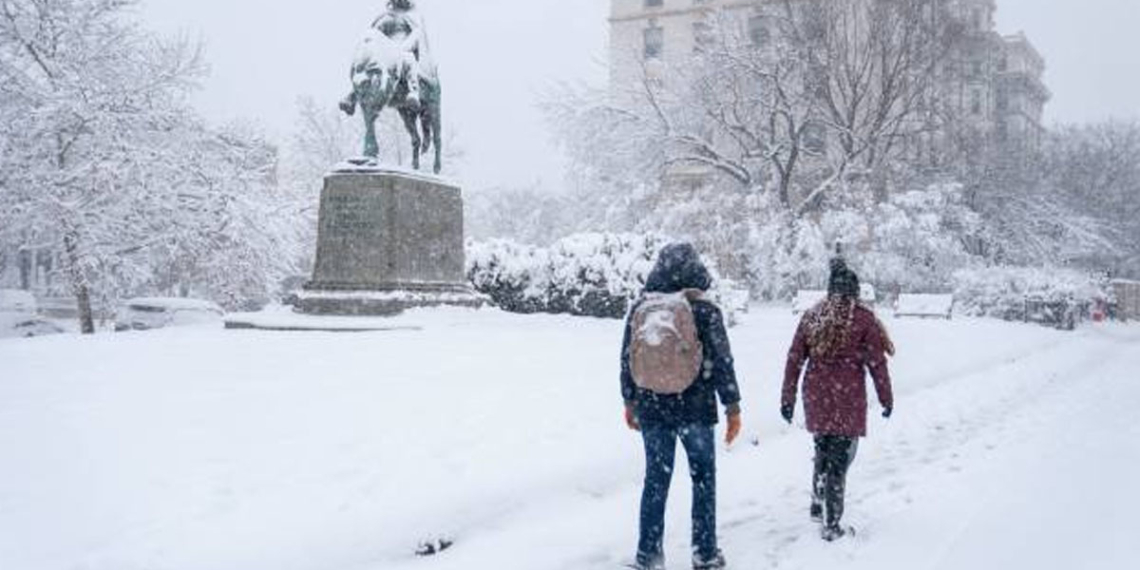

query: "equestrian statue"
xmin=340 ymin=0 xmax=442 ymax=174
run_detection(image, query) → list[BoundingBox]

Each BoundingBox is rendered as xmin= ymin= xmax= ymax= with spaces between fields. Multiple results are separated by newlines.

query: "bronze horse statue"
xmin=340 ymin=27 xmax=442 ymax=174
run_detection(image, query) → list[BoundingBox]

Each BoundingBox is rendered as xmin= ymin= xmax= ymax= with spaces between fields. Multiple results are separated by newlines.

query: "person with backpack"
xmin=781 ymin=259 xmax=895 ymax=541
xmin=620 ymin=243 xmax=742 ymax=570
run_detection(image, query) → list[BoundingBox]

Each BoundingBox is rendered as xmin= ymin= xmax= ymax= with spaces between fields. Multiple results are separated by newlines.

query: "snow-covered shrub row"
xmin=952 ymin=266 xmax=1108 ymax=319
xmin=466 ymin=233 xmax=746 ymax=320
xmin=469 ymin=182 xmax=1102 ymax=327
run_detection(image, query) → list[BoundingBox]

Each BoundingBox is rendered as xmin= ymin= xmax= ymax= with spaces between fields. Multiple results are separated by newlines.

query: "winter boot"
xmin=629 ymin=552 xmax=665 ymax=570
xmin=693 ymin=549 xmax=727 ymax=570
xmin=821 ymin=524 xmax=855 ymax=542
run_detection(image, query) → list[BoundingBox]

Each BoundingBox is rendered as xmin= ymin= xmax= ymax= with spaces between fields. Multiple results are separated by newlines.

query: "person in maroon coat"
xmin=781 ymin=260 xmax=895 ymax=541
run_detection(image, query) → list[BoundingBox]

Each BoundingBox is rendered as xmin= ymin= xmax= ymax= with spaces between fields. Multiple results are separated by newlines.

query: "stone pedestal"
xmin=297 ymin=168 xmax=485 ymax=316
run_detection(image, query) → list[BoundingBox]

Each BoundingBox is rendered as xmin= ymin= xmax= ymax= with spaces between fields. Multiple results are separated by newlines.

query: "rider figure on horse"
xmin=340 ymin=0 xmax=432 ymax=113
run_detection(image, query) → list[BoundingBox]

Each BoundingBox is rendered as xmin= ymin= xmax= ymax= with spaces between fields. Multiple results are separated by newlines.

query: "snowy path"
xmin=1 ymin=308 xmax=1137 ymax=570
xmin=721 ymin=321 xmax=1140 ymax=570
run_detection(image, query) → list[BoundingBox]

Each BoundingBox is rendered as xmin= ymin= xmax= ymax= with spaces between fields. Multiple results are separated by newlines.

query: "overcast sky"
xmin=139 ymin=0 xmax=1139 ymax=192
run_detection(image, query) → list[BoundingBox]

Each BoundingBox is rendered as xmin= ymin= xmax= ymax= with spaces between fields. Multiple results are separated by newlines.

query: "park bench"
xmin=894 ymin=294 xmax=954 ymax=320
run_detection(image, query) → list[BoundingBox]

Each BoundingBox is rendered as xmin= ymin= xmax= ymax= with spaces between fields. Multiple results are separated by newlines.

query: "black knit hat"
xmin=644 ymin=243 xmax=712 ymax=293
xmin=828 ymin=259 xmax=860 ymax=299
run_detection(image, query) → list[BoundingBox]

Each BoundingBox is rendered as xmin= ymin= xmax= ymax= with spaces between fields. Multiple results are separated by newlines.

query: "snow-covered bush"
xmin=466 ymin=233 xmax=745 ymax=320
xmin=745 ymin=208 xmax=831 ymax=301
xmin=857 ymin=185 xmax=982 ymax=294
xmin=952 ymin=266 xmax=1108 ymax=320
xmin=466 ymin=239 xmax=556 ymax=315
xmin=745 ymin=184 xmax=981 ymax=300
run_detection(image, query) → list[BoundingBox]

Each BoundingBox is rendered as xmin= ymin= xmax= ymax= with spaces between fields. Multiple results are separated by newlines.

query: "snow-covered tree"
xmin=784 ymin=0 xmax=956 ymax=186
xmin=542 ymin=0 xmax=976 ymax=298
xmin=549 ymin=0 xmax=958 ymax=219
xmin=145 ymin=123 xmax=301 ymax=310
xmin=0 ymin=0 xmax=300 ymax=328
xmin=955 ymin=126 xmax=1115 ymax=270
xmin=1044 ymin=121 xmax=1140 ymax=277
xmin=0 ymin=0 xmax=208 ymax=331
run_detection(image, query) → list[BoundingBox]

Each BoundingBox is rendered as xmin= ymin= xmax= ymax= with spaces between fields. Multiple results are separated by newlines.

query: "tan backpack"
xmin=630 ymin=290 xmax=705 ymax=395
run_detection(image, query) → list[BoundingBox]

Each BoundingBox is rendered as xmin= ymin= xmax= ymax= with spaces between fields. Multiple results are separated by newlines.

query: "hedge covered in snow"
xmin=466 ymin=233 xmax=746 ymax=320
xmin=952 ymin=266 xmax=1108 ymax=320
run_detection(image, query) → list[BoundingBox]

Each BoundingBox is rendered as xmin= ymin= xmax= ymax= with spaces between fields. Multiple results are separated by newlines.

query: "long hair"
xmin=806 ymin=295 xmax=856 ymax=359
xmin=806 ymin=296 xmax=897 ymax=359
xmin=876 ymin=314 xmax=897 ymax=357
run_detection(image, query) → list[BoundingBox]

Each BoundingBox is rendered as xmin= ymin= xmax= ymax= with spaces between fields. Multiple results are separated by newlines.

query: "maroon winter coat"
xmin=782 ymin=304 xmax=894 ymax=438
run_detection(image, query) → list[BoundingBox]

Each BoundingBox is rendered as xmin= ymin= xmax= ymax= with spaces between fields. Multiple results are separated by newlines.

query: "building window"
xmin=970 ymin=59 xmax=983 ymax=78
xmin=970 ymin=90 xmax=983 ymax=116
xmin=645 ymin=0 xmax=663 ymax=8
xmin=748 ymin=15 xmax=770 ymax=47
xmin=644 ymin=25 xmax=664 ymax=59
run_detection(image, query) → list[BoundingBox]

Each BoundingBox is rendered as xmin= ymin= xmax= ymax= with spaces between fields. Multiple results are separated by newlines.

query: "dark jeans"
xmin=638 ymin=424 xmax=717 ymax=565
xmin=813 ymin=435 xmax=859 ymax=528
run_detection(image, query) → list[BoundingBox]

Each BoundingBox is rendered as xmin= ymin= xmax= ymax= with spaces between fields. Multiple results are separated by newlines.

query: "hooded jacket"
xmin=620 ymin=244 xmax=742 ymax=427
xmin=782 ymin=300 xmax=893 ymax=437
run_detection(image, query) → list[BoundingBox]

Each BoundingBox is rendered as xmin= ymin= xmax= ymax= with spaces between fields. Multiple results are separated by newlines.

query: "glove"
xmin=725 ymin=412 xmax=742 ymax=445
xmin=780 ymin=403 xmax=794 ymax=424
xmin=624 ymin=405 xmax=642 ymax=430
xmin=882 ymin=407 xmax=893 ymax=419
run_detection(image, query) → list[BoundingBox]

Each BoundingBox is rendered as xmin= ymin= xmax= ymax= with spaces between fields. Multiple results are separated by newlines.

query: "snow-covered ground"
xmin=2 ymin=307 xmax=1138 ymax=570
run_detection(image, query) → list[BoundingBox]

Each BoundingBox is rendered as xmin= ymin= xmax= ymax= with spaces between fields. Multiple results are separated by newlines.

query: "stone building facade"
xmin=608 ymin=0 xmax=1050 ymax=163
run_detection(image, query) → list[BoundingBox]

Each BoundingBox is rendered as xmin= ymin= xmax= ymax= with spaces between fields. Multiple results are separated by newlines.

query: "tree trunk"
xmin=75 ymin=282 xmax=95 ymax=335
xmin=18 ymin=249 xmax=32 ymax=290
xmin=64 ymin=234 xmax=95 ymax=335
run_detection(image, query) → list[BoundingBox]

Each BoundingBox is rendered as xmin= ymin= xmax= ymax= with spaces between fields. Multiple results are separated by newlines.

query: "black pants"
xmin=812 ymin=435 xmax=859 ymax=527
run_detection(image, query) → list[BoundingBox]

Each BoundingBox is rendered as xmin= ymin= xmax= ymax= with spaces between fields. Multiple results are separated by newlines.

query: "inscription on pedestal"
xmin=326 ymin=193 xmax=378 ymax=233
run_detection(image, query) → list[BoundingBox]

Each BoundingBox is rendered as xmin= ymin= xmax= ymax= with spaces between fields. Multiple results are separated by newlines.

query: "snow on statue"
xmin=339 ymin=0 xmax=443 ymax=173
